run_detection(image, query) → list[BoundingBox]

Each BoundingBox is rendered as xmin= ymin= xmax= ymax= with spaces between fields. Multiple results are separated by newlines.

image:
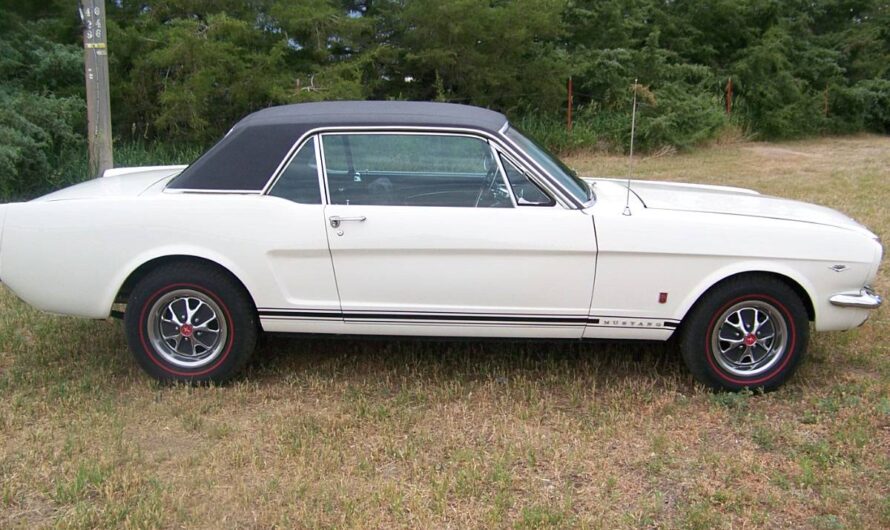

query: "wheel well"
xmin=692 ymin=271 xmax=816 ymax=322
xmin=115 ymin=256 xmax=256 ymax=310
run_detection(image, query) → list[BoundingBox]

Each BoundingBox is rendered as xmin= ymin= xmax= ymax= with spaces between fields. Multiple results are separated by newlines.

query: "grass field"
xmin=1 ymin=136 xmax=888 ymax=529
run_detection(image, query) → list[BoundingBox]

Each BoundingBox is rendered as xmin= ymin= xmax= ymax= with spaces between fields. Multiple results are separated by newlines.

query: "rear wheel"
xmin=679 ymin=275 xmax=808 ymax=391
xmin=124 ymin=262 xmax=257 ymax=383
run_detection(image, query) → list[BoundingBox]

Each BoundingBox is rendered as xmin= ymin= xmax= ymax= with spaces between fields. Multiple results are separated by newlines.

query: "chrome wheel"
xmin=710 ymin=300 xmax=788 ymax=377
xmin=146 ymin=289 xmax=228 ymax=369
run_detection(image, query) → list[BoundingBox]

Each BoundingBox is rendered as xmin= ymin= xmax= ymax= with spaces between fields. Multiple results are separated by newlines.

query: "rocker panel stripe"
xmin=257 ymin=308 xmax=679 ymax=329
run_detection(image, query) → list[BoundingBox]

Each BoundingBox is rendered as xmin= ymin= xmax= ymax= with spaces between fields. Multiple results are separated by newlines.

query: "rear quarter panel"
xmin=0 ymin=195 xmax=337 ymax=319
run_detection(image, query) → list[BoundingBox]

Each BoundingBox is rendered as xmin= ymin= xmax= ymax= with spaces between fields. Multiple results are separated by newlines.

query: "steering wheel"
xmin=474 ymin=154 xmax=501 ymax=208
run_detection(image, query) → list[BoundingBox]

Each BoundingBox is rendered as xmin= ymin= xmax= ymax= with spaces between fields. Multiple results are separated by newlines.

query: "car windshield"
xmin=504 ymin=126 xmax=592 ymax=205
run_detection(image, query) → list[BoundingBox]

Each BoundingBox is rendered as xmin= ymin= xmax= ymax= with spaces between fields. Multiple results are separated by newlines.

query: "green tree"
xmin=2 ymin=0 xmax=890 ymax=201
xmin=385 ymin=0 xmax=569 ymax=113
xmin=0 ymin=6 xmax=85 ymax=199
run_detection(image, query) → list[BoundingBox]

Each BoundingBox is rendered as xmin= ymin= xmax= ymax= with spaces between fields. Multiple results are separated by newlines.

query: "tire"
xmin=124 ymin=262 xmax=257 ymax=383
xmin=679 ymin=275 xmax=809 ymax=391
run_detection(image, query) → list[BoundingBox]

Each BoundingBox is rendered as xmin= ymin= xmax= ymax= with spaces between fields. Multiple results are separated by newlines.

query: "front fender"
xmin=672 ymin=260 xmax=818 ymax=323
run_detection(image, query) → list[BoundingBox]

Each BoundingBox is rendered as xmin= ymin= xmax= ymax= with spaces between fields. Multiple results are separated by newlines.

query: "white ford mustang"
xmin=0 ymin=102 xmax=882 ymax=389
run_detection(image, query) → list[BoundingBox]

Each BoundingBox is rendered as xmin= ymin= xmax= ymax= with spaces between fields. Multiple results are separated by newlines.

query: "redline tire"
xmin=679 ymin=275 xmax=809 ymax=391
xmin=124 ymin=262 xmax=257 ymax=383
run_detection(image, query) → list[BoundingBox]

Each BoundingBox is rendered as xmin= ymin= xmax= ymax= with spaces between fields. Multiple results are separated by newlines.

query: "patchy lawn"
xmin=1 ymin=136 xmax=888 ymax=529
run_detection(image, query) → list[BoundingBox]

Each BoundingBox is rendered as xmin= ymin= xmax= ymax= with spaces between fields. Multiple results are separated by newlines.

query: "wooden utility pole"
xmin=79 ymin=0 xmax=113 ymax=177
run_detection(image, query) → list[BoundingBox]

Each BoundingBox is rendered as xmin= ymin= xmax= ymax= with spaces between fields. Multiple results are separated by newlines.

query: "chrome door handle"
xmin=329 ymin=215 xmax=367 ymax=228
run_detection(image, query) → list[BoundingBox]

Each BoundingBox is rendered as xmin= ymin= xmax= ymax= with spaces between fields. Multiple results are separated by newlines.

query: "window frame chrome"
xmin=258 ymin=125 xmax=578 ymax=209
xmin=263 ymin=135 xmax=326 ymax=205
xmin=489 ymin=143 xmax=518 ymax=208
xmin=499 ymin=124 xmax=594 ymax=208
xmin=316 ymin=130 xmax=515 ymax=209
xmin=492 ymin=148 xmax=557 ymax=207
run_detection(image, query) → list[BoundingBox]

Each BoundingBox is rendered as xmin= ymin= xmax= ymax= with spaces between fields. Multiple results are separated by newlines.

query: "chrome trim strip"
xmin=494 ymin=149 xmax=557 ymax=207
xmin=259 ymin=309 xmax=589 ymax=325
xmin=256 ymin=308 xmax=681 ymax=329
xmin=259 ymin=135 xmax=318 ymax=197
xmin=498 ymin=125 xmax=588 ymax=208
xmin=829 ymin=286 xmax=883 ymax=309
xmin=264 ymin=137 xmax=305 ymax=194
xmin=489 ymin=142 xmax=518 ymax=208
xmin=316 ymin=133 xmax=331 ymax=205
xmin=313 ymin=135 xmax=329 ymax=204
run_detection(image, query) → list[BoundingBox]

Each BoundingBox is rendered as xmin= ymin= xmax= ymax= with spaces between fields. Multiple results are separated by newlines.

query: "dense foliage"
xmin=0 ymin=0 xmax=888 ymax=199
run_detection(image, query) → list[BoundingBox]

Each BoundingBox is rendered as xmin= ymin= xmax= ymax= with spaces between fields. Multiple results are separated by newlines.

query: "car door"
xmin=320 ymin=131 xmax=598 ymax=338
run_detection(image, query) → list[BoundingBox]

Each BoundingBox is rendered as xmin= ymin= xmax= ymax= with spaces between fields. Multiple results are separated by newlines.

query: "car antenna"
xmin=623 ymin=78 xmax=638 ymax=217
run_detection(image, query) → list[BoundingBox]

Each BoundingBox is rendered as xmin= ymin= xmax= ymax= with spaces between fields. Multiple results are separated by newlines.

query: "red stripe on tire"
xmin=138 ymin=283 xmax=235 ymax=377
xmin=704 ymin=293 xmax=797 ymax=386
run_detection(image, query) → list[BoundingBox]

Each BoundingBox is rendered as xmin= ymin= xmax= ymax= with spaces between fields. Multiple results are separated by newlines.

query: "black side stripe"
xmin=259 ymin=310 xmax=587 ymax=324
xmin=257 ymin=309 xmax=679 ymax=329
xmin=260 ymin=310 xmax=341 ymax=319
xmin=345 ymin=313 xmax=588 ymax=323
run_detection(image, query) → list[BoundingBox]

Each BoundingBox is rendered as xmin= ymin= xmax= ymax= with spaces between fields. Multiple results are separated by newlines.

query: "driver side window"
xmin=321 ymin=133 xmax=511 ymax=208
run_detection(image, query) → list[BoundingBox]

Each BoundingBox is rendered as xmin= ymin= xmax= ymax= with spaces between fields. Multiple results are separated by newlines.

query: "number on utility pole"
xmin=79 ymin=0 xmax=113 ymax=178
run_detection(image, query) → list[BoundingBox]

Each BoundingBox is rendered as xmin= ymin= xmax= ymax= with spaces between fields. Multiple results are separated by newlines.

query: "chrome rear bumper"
xmin=829 ymin=286 xmax=883 ymax=309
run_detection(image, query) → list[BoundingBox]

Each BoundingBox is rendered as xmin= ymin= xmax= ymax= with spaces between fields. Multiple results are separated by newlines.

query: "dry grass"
xmin=1 ymin=135 xmax=889 ymax=529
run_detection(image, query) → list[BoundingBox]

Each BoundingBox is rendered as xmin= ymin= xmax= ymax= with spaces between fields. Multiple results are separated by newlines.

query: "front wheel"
xmin=679 ymin=276 xmax=809 ymax=391
xmin=124 ymin=262 xmax=257 ymax=383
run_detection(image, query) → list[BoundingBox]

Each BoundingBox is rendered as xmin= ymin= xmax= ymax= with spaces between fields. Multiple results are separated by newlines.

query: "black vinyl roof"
xmin=167 ymin=101 xmax=509 ymax=191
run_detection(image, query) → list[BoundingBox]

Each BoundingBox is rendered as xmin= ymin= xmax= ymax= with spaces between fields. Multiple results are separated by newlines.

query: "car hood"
xmin=33 ymin=165 xmax=187 ymax=202
xmin=590 ymin=178 xmax=877 ymax=238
